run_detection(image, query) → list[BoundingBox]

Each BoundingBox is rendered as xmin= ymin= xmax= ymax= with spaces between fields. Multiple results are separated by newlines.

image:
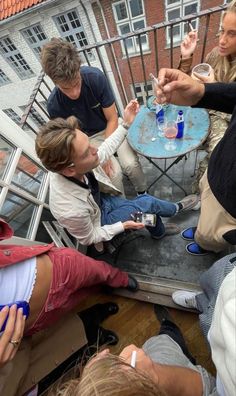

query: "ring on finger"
xmin=9 ymin=339 xmax=21 ymax=347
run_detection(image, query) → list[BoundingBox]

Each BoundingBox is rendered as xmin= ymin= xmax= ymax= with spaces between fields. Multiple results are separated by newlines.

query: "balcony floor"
xmin=117 ymin=149 xmax=227 ymax=286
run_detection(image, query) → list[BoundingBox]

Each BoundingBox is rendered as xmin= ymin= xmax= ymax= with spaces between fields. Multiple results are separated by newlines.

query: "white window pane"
xmin=129 ymin=0 xmax=143 ymax=17
xmin=167 ymin=8 xmax=180 ymax=20
xmin=133 ymin=19 xmax=145 ymax=30
xmin=166 ymin=0 xmax=179 ymax=5
xmin=0 ymin=138 xmax=14 ymax=180
xmin=135 ymin=34 xmax=147 ymax=46
xmin=120 ymin=23 xmax=131 ymax=34
xmin=1 ymin=191 xmax=36 ymax=238
xmin=168 ymin=24 xmax=181 ymax=40
xmin=114 ymin=3 xmax=128 ymax=20
xmin=184 ymin=3 xmax=198 ymax=15
xmin=12 ymin=155 xmax=45 ymax=198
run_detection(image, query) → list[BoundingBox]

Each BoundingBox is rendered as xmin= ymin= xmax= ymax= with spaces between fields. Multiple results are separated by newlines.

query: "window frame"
xmin=0 ymin=36 xmax=34 ymax=79
xmin=21 ymin=23 xmax=48 ymax=58
xmin=53 ymin=8 xmax=94 ymax=61
xmin=112 ymin=0 xmax=149 ymax=56
xmin=165 ymin=0 xmax=200 ymax=46
xmin=0 ymin=68 xmax=11 ymax=86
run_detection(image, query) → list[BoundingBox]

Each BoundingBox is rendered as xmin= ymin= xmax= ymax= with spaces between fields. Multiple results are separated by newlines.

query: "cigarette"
xmin=189 ymin=22 xmax=195 ymax=31
xmin=130 ymin=350 xmax=137 ymax=368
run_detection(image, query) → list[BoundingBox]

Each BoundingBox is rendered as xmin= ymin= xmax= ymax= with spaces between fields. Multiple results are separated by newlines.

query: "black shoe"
xmin=98 ymin=326 xmax=119 ymax=346
xmin=154 ymin=304 xmax=172 ymax=323
xmin=126 ymin=275 xmax=139 ymax=292
xmin=79 ymin=302 xmax=119 ymax=326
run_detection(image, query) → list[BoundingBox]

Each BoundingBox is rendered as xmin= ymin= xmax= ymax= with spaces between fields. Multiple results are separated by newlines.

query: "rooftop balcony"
xmin=0 ymin=4 xmax=231 ymax=305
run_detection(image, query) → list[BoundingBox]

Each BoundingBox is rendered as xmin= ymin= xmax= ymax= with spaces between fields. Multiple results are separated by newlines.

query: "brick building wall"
xmin=92 ymin=0 xmax=227 ymax=103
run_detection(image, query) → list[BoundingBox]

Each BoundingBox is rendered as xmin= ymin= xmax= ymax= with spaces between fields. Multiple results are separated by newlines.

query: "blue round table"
xmin=127 ymin=104 xmax=210 ymax=193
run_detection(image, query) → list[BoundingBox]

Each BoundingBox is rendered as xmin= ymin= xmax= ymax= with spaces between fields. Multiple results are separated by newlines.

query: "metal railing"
xmin=20 ymin=4 xmax=227 ymax=134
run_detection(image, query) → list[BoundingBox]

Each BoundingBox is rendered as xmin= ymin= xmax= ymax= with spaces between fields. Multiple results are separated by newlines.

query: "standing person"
xmin=35 ymin=100 xmax=198 ymax=256
xmin=178 ymin=0 xmax=236 ymax=192
xmin=155 ymin=67 xmax=236 ymax=255
xmin=41 ymin=38 xmax=147 ymax=196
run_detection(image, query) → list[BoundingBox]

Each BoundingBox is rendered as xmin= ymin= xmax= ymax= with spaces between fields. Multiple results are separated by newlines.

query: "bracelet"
xmin=121 ymin=122 xmax=130 ymax=130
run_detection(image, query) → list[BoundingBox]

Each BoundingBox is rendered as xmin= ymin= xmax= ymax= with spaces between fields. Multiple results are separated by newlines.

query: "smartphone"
xmin=0 ymin=301 xmax=30 ymax=332
xmin=131 ymin=212 xmax=156 ymax=227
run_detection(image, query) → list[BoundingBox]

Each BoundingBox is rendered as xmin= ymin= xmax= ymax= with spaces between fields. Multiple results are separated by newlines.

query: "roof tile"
xmin=0 ymin=0 xmax=46 ymax=21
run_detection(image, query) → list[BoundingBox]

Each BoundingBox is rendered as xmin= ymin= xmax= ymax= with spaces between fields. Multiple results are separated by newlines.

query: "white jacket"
xmin=49 ymin=125 xmax=128 ymax=246
xmin=209 ymin=267 xmax=236 ymax=396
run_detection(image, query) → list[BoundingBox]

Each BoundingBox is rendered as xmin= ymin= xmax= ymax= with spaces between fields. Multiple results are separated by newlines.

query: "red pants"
xmin=26 ymin=247 xmax=128 ymax=335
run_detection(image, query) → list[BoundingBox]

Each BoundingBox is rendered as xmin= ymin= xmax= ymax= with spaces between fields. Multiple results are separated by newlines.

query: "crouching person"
xmin=0 ymin=218 xmax=138 ymax=338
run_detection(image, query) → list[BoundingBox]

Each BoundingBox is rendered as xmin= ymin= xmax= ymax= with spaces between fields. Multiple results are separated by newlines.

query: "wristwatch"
xmin=121 ymin=121 xmax=130 ymax=130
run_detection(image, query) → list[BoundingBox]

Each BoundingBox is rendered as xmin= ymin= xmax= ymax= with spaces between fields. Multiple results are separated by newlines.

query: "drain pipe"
xmin=96 ymin=0 xmax=128 ymax=107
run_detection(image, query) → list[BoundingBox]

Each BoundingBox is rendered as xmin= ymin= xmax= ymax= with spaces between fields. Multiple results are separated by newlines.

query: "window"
xmin=131 ymin=81 xmax=153 ymax=105
xmin=53 ymin=9 xmax=94 ymax=61
xmin=20 ymin=105 xmax=46 ymax=128
xmin=165 ymin=0 xmax=200 ymax=45
xmin=0 ymin=37 xmax=34 ymax=79
xmin=21 ymin=23 xmax=48 ymax=57
xmin=3 ymin=108 xmax=21 ymax=125
xmin=0 ymin=68 xmax=10 ymax=85
xmin=113 ymin=0 xmax=148 ymax=55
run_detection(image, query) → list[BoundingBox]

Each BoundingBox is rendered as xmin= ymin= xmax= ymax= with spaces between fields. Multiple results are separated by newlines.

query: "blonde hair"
xmin=208 ymin=0 xmax=236 ymax=82
xmin=35 ymin=116 xmax=78 ymax=172
xmin=41 ymin=38 xmax=81 ymax=84
xmin=53 ymin=354 xmax=166 ymax=396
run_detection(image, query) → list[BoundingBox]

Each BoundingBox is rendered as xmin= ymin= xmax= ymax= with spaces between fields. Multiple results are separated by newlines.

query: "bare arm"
xmin=102 ymin=103 xmax=119 ymax=138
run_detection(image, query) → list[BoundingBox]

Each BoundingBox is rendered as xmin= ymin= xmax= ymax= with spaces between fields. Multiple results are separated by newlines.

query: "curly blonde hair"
xmin=53 ymin=353 xmax=166 ymax=396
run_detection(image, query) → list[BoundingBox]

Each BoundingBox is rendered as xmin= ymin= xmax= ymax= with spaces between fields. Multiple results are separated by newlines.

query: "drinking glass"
xmin=191 ymin=63 xmax=212 ymax=80
xmin=164 ymin=121 xmax=178 ymax=151
xmin=157 ymin=115 xmax=165 ymax=137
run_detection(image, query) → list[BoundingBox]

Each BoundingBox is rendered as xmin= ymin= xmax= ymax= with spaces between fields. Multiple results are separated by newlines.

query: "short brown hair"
xmin=53 ymin=353 xmax=166 ymax=396
xmin=41 ymin=38 xmax=81 ymax=84
xmin=35 ymin=116 xmax=78 ymax=172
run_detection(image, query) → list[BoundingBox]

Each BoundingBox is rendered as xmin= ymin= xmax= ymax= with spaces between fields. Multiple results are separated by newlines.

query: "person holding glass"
xmin=178 ymin=0 xmax=236 ymax=193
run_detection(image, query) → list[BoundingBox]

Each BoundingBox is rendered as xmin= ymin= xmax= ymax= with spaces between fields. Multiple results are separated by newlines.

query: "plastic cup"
xmin=191 ymin=63 xmax=212 ymax=80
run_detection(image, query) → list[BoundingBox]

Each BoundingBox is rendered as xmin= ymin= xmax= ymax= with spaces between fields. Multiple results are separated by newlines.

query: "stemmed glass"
xmin=164 ymin=121 xmax=178 ymax=151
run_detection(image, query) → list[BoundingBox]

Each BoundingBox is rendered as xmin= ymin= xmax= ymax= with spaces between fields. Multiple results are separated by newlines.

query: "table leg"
xmin=146 ymin=155 xmax=187 ymax=195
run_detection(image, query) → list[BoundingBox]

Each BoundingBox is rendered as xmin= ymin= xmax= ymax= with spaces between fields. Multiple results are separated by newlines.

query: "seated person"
xmin=156 ymin=67 xmax=236 ymax=255
xmin=54 ymin=304 xmax=218 ymax=396
xmin=35 ymin=100 xmax=198 ymax=253
xmin=0 ymin=217 xmax=138 ymax=341
xmin=178 ymin=1 xmax=236 ymax=192
xmin=41 ymin=38 xmax=147 ymax=196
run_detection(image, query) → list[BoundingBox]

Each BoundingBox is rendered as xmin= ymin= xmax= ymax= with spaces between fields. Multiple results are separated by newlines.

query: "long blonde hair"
xmin=207 ymin=0 xmax=236 ymax=82
xmin=53 ymin=353 xmax=166 ymax=396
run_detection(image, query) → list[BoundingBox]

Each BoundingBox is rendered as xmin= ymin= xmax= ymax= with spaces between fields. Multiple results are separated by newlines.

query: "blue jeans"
xmin=100 ymin=193 xmax=177 ymax=238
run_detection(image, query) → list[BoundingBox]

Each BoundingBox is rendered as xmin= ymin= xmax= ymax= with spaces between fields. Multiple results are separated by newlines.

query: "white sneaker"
xmin=172 ymin=290 xmax=199 ymax=309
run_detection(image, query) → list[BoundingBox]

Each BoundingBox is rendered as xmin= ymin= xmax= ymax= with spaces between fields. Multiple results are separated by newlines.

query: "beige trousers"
xmin=195 ymin=171 xmax=236 ymax=252
xmin=90 ymin=127 xmax=147 ymax=194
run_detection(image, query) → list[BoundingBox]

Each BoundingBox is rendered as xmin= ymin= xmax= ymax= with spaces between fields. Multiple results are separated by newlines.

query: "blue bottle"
xmin=176 ymin=110 xmax=184 ymax=139
xmin=155 ymin=104 xmax=164 ymax=124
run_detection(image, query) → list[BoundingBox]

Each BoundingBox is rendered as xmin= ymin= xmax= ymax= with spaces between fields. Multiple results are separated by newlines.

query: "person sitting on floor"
xmin=53 ymin=304 xmax=217 ymax=396
xmin=0 ymin=217 xmax=138 ymax=345
xmin=41 ymin=37 xmax=147 ymax=196
xmin=35 ymin=99 xmax=198 ymax=257
xmin=178 ymin=0 xmax=236 ymax=193
xmin=155 ymin=67 xmax=236 ymax=256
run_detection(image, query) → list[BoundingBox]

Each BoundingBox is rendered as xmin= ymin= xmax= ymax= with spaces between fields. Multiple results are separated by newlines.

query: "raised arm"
xmin=156 ymin=68 xmax=236 ymax=114
xmin=178 ymin=31 xmax=198 ymax=74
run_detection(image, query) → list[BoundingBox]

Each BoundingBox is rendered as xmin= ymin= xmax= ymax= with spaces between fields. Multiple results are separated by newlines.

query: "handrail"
xmin=19 ymin=5 xmax=227 ymax=134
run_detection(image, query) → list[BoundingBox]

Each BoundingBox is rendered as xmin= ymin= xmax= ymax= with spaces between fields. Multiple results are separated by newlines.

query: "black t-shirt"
xmin=47 ymin=66 xmax=115 ymax=136
xmin=195 ymin=82 xmax=236 ymax=218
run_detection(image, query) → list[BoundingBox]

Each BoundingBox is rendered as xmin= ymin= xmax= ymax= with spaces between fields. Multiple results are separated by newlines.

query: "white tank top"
xmin=0 ymin=257 xmax=37 ymax=304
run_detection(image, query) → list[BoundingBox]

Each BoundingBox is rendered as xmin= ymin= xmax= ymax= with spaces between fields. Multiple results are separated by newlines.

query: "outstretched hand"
xmin=181 ymin=31 xmax=198 ymax=59
xmin=123 ymin=99 xmax=139 ymax=126
xmin=122 ymin=220 xmax=145 ymax=231
xmin=155 ymin=68 xmax=205 ymax=106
